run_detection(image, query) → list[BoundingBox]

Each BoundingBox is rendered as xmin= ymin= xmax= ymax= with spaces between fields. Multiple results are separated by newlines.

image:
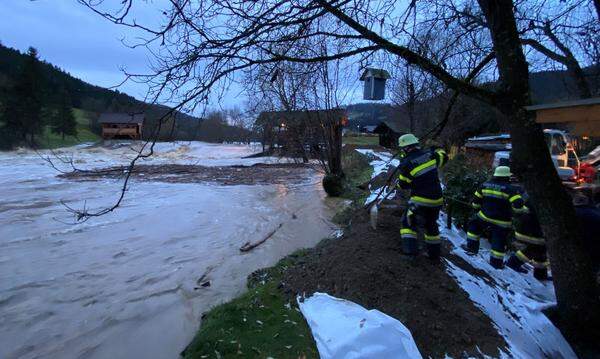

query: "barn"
xmin=527 ymin=97 xmax=600 ymax=137
xmin=98 ymin=113 xmax=145 ymax=140
xmin=374 ymin=119 xmax=404 ymax=149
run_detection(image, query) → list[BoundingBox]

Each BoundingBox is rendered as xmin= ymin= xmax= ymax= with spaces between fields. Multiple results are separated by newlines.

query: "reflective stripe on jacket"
xmin=397 ymin=147 xmax=448 ymax=207
xmin=514 ymin=199 xmax=545 ymax=244
xmin=472 ymin=177 xmax=525 ymax=224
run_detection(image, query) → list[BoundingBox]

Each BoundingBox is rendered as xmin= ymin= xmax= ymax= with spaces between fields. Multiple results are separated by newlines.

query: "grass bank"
xmin=342 ymin=133 xmax=379 ymax=147
xmin=182 ymin=149 xmax=375 ymax=359
xmin=38 ymin=108 xmax=101 ymax=149
xmin=181 ymin=251 xmax=319 ymax=359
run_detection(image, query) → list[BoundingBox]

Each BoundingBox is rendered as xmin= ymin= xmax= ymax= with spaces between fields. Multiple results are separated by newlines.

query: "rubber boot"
xmin=506 ymin=255 xmax=528 ymax=274
xmin=402 ymin=237 xmax=418 ymax=255
xmin=426 ymin=242 xmax=441 ymax=260
xmin=462 ymin=239 xmax=479 ymax=255
xmin=533 ymin=267 xmax=550 ymax=281
xmin=490 ymin=256 xmax=504 ymax=269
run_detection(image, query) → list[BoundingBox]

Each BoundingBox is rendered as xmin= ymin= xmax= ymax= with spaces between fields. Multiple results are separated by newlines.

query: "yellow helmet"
xmin=494 ymin=166 xmax=512 ymax=177
xmin=398 ymin=133 xmax=419 ymax=148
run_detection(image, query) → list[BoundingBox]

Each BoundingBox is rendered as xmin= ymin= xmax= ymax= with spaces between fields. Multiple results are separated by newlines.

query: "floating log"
xmin=240 ymin=223 xmax=283 ymax=252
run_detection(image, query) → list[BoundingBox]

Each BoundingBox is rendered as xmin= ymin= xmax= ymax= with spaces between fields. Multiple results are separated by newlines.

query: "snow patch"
xmin=440 ymin=214 xmax=576 ymax=358
xmin=344 ymin=148 xmax=575 ymax=358
xmin=355 ymin=149 xmax=399 ymax=205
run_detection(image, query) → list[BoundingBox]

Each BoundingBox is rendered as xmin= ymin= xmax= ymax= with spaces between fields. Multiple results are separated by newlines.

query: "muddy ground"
xmin=60 ymin=163 xmax=317 ymax=185
xmin=282 ymin=207 xmax=507 ymax=358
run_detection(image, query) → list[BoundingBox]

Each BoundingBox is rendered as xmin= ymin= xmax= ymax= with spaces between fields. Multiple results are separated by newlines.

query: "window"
xmin=545 ymin=133 xmax=566 ymax=156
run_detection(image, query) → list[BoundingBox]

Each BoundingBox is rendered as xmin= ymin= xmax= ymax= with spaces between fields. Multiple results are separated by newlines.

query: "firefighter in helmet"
xmin=506 ymin=195 xmax=549 ymax=280
xmin=397 ymin=134 xmax=448 ymax=259
xmin=464 ymin=166 xmax=526 ymax=269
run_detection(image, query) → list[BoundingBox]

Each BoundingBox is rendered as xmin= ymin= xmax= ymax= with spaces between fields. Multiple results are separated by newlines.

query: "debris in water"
xmin=240 ymin=223 xmax=283 ymax=252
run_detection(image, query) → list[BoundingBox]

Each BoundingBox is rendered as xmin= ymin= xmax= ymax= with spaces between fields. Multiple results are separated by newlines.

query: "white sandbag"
xmin=298 ymin=292 xmax=422 ymax=359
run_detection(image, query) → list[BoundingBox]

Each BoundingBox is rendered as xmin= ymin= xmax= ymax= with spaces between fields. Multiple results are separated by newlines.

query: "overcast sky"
xmin=0 ymin=0 xmax=183 ymax=103
xmin=0 ymin=1 xmax=376 ymax=110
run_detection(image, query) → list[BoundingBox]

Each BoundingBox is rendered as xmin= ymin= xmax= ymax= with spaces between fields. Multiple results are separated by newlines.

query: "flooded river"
xmin=0 ymin=142 xmax=340 ymax=359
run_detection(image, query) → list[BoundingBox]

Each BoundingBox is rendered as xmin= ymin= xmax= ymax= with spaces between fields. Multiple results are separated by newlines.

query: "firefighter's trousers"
xmin=400 ymin=205 xmax=441 ymax=259
xmin=507 ymin=233 xmax=549 ymax=280
xmin=466 ymin=216 xmax=510 ymax=269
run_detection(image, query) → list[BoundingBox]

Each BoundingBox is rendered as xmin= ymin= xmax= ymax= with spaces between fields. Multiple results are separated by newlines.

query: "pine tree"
xmin=50 ymin=88 xmax=77 ymax=140
xmin=0 ymin=47 xmax=45 ymax=146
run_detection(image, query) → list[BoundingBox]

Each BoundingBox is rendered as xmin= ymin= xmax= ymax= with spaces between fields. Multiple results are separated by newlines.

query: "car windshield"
xmin=544 ymin=132 xmax=566 ymax=156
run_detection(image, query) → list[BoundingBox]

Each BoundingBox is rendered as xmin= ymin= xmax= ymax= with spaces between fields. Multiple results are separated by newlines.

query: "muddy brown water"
xmin=0 ymin=142 xmax=342 ymax=359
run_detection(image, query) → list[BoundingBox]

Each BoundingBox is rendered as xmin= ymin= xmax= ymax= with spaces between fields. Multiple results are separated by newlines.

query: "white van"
xmin=488 ymin=129 xmax=579 ymax=182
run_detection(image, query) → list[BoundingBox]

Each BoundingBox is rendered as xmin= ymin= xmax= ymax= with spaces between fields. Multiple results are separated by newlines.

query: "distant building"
xmin=255 ymin=109 xmax=347 ymax=151
xmin=359 ymin=125 xmax=378 ymax=133
xmin=374 ymin=120 xmax=404 ymax=149
xmin=526 ymin=97 xmax=600 ymax=137
xmin=99 ymin=113 xmax=144 ymax=140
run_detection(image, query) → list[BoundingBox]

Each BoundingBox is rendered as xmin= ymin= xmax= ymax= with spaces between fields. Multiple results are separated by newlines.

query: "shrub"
xmin=322 ymin=173 xmax=344 ymax=197
xmin=442 ymin=153 xmax=491 ymax=229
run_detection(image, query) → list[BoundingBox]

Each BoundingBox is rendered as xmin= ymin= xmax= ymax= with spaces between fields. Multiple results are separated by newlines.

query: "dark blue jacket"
xmin=397 ymin=147 xmax=448 ymax=207
xmin=472 ymin=177 xmax=525 ymax=227
xmin=514 ymin=199 xmax=545 ymax=244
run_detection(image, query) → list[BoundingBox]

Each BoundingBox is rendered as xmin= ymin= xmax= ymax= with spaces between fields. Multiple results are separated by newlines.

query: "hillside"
xmin=0 ymin=43 xmax=202 ymax=142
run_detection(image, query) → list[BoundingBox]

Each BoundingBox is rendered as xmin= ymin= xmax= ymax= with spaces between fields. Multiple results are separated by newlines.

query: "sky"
xmin=0 ymin=1 xmax=383 ymax=111
xmin=0 ymin=0 xmax=183 ymax=104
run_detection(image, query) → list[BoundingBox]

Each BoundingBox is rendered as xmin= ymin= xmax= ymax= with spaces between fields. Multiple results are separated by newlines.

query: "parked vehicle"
xmin=467 ymin=129 xmax=595 ymax=183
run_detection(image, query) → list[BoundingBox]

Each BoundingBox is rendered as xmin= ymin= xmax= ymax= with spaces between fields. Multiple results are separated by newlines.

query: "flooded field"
xmin=0 ymin=142 xmax=340 ymax=359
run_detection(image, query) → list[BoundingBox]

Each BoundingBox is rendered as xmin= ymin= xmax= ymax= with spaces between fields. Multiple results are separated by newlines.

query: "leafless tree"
xmin=77 ymin=0 xmax=600 ymax=336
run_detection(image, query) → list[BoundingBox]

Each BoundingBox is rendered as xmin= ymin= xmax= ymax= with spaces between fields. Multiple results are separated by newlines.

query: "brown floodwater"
xmin=0 ymin=142 xmax=341 ymax=359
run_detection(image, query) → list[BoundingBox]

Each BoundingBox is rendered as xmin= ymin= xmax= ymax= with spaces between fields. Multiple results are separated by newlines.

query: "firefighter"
xmin=506 ymin=196 xmax=549 ymax=281
xmin=464 ymin=166 xmax=526 ymax=269
xmin=397 ymin=134 xmax=448 ymax=260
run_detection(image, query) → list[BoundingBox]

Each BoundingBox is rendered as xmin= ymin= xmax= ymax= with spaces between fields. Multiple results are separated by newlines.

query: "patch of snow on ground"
xmin=439 ymin=215 xmax=576 ymax=359
xmin=355 ymin=148 xmax=576 ymax=358
xmin=355 ymin=149 xmax=399 ymax=205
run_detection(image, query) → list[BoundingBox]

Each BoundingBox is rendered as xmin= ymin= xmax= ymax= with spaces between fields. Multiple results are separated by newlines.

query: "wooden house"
xmin=527 ymin=97 xmax=600 ymax=137
xmin=255 ymin=109 xmax=347 ymax=174
xmin=99 ymin=113 xmax=144 ymax=140
xmin=374 ymin=119 xmax=404 ymax=149
xmin=255 ymin=109 xmax=347 ymax=150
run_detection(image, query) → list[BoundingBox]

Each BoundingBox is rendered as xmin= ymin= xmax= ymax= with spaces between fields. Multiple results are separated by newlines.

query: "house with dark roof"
xmin=526 ymin=97 xmax=600 ymax=138
xmin=98 ymin=113 xmax=145 ymax=140
xmin=374 ymin=119 xmax=405 ymax=149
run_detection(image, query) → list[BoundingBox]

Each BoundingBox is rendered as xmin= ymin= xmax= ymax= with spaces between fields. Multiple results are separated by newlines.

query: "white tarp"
xmin=298 ymin=292 xmax=422 ymax=359
xmin=439 ymin=213 xmax=577 ymax=359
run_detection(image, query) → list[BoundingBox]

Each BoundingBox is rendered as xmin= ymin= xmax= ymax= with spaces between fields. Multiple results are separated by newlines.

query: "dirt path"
xmin=282 ymin=208 xmax=507 ymax=358
xmin=60 ymin=163 xmax=316 ymax=185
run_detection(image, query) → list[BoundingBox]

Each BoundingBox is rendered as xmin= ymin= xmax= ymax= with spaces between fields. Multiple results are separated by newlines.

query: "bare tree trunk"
xmin=328 ymin=121 xmax=343 ymax=177
xmin=478 ymin=0 xmax=600 ymax=339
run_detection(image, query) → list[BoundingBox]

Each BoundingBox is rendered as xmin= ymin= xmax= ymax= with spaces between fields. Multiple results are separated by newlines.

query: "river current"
xmin=0 ymin=142 xmax=339 ymax=359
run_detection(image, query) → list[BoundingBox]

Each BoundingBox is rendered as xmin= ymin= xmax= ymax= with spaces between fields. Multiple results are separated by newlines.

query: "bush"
xmin=442 ymin=153 xmax=491 ymax=228
xmin=323 ymin=173 xmax=344 ymax=196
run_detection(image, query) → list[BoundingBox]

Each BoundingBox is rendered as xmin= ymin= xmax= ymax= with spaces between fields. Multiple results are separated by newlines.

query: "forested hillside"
xmin=0 ymin=43 xmax=255 ymax=148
